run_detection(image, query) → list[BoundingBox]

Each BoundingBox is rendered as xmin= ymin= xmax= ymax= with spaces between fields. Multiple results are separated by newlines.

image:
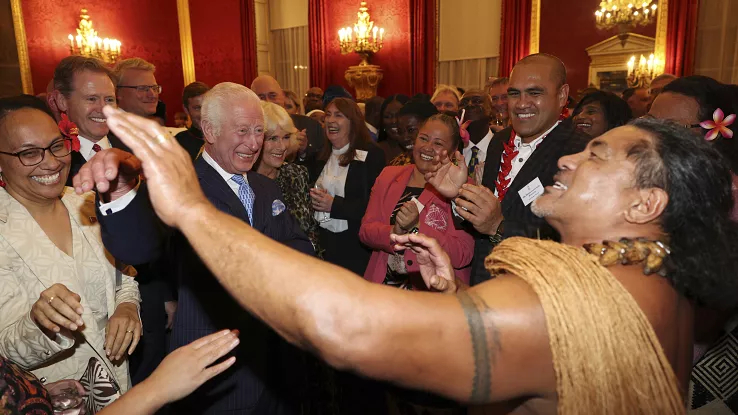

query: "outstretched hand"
xmin=102 ymin=106 xmax=211 ymax=228
xmin=72 ymin=148 xmax=141 ymax=202
xmin=424 ymin=150 xmax=467 ymax=199
xmin=390 ymin=233 xmax=458 ymax=294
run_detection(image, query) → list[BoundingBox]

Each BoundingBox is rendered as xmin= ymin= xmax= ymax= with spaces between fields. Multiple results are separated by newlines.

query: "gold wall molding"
xmin=529 ymin=0 xmax=541 ymax=54
xmin=653 ymin=0 xmax=668 ymax=74
xmin=176 ymin=0 xmax=196 ymax=85
xmin=10 ymin=0 xmax=33 ymax=94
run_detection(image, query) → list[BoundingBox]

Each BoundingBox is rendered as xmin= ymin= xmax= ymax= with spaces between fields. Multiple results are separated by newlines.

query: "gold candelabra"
xmin=627 ymin=54 xmax=660 ymax=88
xmin=338 ymin=2 xmax=384 ymax=66
xmin=67 ymin=9 xmax=121 ymax=64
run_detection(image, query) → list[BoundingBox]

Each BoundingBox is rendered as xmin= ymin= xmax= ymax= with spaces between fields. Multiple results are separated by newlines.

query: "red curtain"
xmin=241 ymin=0 xmax=258 ymax=84
xmin=498 ymin=0 xmax=532 ymax=77
xmin=410 ymin=0 xmax=436 ymax=95
xmin=308 ymin=0 xmax=329 ymax=88
xmin=664 ymin=0 xmax=700 ymax=76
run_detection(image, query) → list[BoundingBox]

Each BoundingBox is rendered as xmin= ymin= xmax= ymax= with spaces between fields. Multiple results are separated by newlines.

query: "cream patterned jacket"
xmin=0 ymin=187 xmax=140 ymax=391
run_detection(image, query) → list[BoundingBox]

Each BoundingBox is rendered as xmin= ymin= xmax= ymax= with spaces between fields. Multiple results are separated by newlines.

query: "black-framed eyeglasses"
xmin=0 ymin=138 xmax=73 ymax=166
xmin=118 ymin=84 xmax=162 ymax=94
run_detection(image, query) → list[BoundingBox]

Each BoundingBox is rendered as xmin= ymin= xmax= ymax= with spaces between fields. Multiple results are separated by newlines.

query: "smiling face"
xmin=203 ymin=98 xmax=264 ymax=174
xmin=508 ymin=62 xmax=568 ymax=141
xmin=460 ymin=91 xmax=493 ymax=122
xmin=261 ymin=126 xmax=291 ymax=170
xmin=324 ymin=103 xmax=351 ymax=148
xmin=57 ymin=69 xmax=116 ymax=140
xmin=531 ymin=126 xmax=655 ymax=234
xmin=116 ymin=69 xmax=159 ymax=116
xmin=432 ymin=91 xmax=459 ymax=113
xmin=413 ymin=119 xmax=455 ymax=175
xmin=382 ymin=100 xmax=404 ymax=142
xmin=397 ymin=114 xmax=421 ymax=151
xmin=0 ymin=108 xmax=70 ymax=203
xmin=573 ymin=101 xmax=607 ymax=138
xmin=489 ymin=82 xmax=509 ymax=120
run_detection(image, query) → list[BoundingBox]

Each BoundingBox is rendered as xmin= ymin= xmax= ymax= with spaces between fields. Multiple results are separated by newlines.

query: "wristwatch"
xmin=488 ymin=220 xmax=505 ymax=246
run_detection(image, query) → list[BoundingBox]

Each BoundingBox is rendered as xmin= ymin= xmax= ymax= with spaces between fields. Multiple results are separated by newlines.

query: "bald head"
xmin=251 ymin=75 xmax=285 ymax=107
xmin=514 ymin=53 xmax=567 ymax=88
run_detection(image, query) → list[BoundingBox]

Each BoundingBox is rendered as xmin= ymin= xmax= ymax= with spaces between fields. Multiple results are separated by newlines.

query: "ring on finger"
xmin=154 ymin=133 xmax=168 ymax=145
xmin=47 ymin=296 xmax=55 ymax=305
xmin=126 ymin=329 xmax=134 ymax=334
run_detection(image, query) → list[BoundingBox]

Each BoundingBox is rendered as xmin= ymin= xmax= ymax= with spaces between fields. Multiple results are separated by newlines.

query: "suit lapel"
xmin=195 ymin=158 xmax=250 ymax=223
xmin=503 ymin=124 xmax=568 ymax=212
xmin=481 ymin=128 xmax=509 ymax=190
xmin=246 ymin=172 xmax=266 ymax=230
xmin=107 ymin=132 xmax=131 ymax=153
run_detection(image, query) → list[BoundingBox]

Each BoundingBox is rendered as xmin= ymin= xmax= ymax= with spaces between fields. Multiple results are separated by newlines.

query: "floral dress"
xmin=275 ymin=163 xmax=323 ymax=257
xmin=0 ymin=357 xmax=52 ymax=415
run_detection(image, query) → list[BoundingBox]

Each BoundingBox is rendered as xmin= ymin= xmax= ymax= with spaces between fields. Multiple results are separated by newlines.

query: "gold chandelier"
xmin=338 ymin=2 xmax=384 ymax=66
xmin=627 ymin=54 xmax=660 ymax=88
xmin=595 ymin=1 xmax=657 ymax=30
xmin=67 ymin=9 xmax=121 ymax=64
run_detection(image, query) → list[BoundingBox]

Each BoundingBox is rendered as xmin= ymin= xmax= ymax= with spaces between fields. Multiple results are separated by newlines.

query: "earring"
xmin=0 ymin=174 xmax=5 ymax=188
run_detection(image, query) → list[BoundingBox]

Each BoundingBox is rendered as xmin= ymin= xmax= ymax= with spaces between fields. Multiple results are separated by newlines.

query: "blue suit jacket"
xmin=170 ymin=157 xmax=313 ymax=414
xmin=98 ymin=156 xmax=313 ymax=414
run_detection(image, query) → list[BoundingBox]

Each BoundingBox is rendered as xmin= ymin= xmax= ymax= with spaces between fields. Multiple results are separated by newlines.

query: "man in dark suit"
xmin=428 ymin=54 xmax=591 ymax=285
xmin=77 ymin=82 xmax=314 ymax=414
xmin=175 ymin=81 xmax=210 ymax=160
xmin=251 ymin=75 xmax=324 ymax=161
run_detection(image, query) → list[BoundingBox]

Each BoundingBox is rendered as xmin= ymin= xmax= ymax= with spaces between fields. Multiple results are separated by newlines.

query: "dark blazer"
xmin=306 ymin=142 xmax=386 ymax=275
xmin=291 ymin=114 xmax=324 ymax=161
xmin=174 ymin=126 xmax=205 ymax=160
xmin=167 ymin=157 xmax=313 ymax=414
xmin=470 ymin=119 xmax=591 ymax=285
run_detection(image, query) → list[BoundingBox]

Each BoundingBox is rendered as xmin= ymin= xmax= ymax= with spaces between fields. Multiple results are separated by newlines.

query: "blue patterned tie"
xmin=231 ymin=174 xmax=255 ymax=225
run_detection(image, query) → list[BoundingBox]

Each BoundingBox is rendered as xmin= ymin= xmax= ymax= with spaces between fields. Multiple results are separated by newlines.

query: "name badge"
xmin=354 ymin=150 xmax=368 ymax=162
xmin=410 ymin=196 xmax=425 ymax=213
xmin=518 ymin=177 xmax=545 ymax=206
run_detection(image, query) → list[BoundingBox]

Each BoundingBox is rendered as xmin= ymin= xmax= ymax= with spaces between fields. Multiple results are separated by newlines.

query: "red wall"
xmin=323 ymin=0 xmax=412 ymax=98
xmin=22 ymin=0 xmax=184 ymax=123
xmin=539 ymin=0 xmax=656 ymax=95
xmin=190 ymin=0 xmax=247 ymax=91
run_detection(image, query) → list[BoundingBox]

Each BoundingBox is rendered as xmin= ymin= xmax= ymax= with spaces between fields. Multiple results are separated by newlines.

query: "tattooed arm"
xmin=102 ymin=106 xmax=557 ymax=405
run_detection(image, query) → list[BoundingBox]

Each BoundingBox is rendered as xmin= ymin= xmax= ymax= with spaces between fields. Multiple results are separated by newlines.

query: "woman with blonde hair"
xmin=256 ymin=101 xmax=321 ymax=254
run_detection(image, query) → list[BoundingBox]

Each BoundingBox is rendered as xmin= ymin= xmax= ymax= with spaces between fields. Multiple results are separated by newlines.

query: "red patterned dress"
xmin=0 ymin=357 xmax=52 ymax=415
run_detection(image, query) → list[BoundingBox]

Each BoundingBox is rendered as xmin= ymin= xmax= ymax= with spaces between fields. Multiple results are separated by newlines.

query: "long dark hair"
xmin=318 ymin=98 xmax=371 ymax=167
xmin=572 ymin=91 xmax=633 ymax=132
xmin=629 ymin=117 xmax=738 ymax=309
xmin=377 ymin=94 xmax=410 ymax=142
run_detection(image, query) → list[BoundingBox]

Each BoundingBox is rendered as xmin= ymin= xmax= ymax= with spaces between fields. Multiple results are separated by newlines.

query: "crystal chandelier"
xmin=67 ymin=9 xmax=121 ymax=64
xmin=338 ymin=2 xmax=384 ymax=66
xmin=595 ymin=1 xmax=657 ymax=29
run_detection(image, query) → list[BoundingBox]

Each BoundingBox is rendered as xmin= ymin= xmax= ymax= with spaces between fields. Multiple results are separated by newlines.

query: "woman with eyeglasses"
xmin=0 ymin=95 xmax=141 ymax=406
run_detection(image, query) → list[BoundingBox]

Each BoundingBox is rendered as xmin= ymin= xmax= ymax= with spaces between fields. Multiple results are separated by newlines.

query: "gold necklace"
xmin=584 ymin=238 xmax=671 ymax=276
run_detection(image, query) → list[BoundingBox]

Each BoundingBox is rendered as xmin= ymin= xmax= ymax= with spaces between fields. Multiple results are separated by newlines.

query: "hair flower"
xmin=58 ymin=113 xmax=81 ymax=152
xmin=700 ymin=108 xmax=735 ymax=141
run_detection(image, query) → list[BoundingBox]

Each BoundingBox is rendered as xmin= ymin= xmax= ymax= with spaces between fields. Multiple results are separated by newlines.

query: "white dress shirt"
xmin=201 ymin=150 xmax=250 ymax=198
xmin=494 ymin=121 xmax=560 ymax=196
xmin=463 ymin=129 xmax=494 ymax=167
xmin=78 ymin=135 xmax=112 ymax=161
xmin=314 ymin=144 xmax=350 ymax=233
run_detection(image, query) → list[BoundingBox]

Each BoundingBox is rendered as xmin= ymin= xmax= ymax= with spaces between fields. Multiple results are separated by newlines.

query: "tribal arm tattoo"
xmin=458 ymin=290 xmax=502 ymax=404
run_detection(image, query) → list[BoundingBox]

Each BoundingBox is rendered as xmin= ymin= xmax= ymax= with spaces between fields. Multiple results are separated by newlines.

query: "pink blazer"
xmin=360 ymin=165 xmax=474 ymax=287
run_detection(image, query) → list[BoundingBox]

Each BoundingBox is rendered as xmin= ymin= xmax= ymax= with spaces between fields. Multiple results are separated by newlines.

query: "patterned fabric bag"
xmin=78 ymin=358 xmax=120 ymax=414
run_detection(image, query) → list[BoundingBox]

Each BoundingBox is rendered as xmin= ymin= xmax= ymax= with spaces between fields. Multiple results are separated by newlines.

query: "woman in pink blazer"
xmin=360 ymin=114 xmax=474 ymax=289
